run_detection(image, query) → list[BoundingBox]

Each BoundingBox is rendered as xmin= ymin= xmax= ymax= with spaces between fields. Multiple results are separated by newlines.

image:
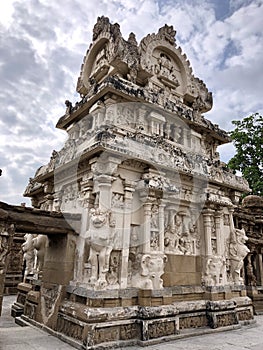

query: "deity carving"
xmin=130 ymin=254 xmax=167 ymax=289
xmin=229 ymin=228 xmax=250 ymax=284
xmin=142 ymin=173 xmax=163 ymax=190
xmin=155 ymin=52 xmax=180 ymax=89
xmin=41 ymin=284 xmax=61 ymax=322
xmin=164 ymin=215 xmax=183 ymax=254
xmin=204 ymin=256 xmax=225 ymax=286
xmin=150 ymin=231 xmax=159 ymax=250
xmin=164 ymin=225 xmax=181 ymax=253
xmin=0 ymin=225 xmax=14 ymax=273
xmin=111 ymin=193 xmax=124 ymax=208
xmin=150 ymin=204 xmax=159 ymax=229
xmin=106 ymin=251 xmax=120 ymax=288
xmin=179 ymin=232 xmax=194 ymax=255
xmin=246 ymin=254 xmax=257 ymax=286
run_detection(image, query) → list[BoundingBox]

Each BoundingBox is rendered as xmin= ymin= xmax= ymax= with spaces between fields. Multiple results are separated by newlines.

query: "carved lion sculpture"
xmin=229 ymin=228 xmax=250 ymax=284
xmin=86 ymin=208 xmax=115 ymax=289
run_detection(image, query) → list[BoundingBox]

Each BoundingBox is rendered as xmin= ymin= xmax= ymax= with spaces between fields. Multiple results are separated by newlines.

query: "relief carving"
xmin=155 ymin=52 xmax=180 ymax=89
xmin=148 ymin=320 xmax=176 ymax=339
xmin=120 ymin=323 xmax=138 ymax=340
xmin=0 ymin=224 xmax=14 ymax=273
xmin=215 ymin=312 xmax=238 ymax=328
xmin=130 ymin=253 xmax=167 ymax=289
xmin=238 ymin=310 xmax=253 ymax=321
xmin=41 ymin=284 xmax=61 ymax=323
xmin=246 ymin=254 xmax=257 ymax=286
xmin=93 ymin=326 xmax=119 ymax=345
xmin=179 ymin=315 xmax=208 ymax=329
xmin=57 ymin=316 xmax=83 ymax=341
xmin=106 ymin=251 xmax=120 ymax=288
xmin=203 ymin=256 xmax=225 ymax=286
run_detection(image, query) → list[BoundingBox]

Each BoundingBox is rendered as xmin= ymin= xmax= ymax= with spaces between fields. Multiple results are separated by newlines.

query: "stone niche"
xmin=15 ymin=16 xmax=255 ymax=349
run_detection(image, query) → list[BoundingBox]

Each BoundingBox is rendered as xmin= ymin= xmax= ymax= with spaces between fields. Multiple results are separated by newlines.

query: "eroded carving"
xmin=130 ymin=254 xmax=167 ymax=289
xmin=22 ymin=233 xmax=35 ymax=281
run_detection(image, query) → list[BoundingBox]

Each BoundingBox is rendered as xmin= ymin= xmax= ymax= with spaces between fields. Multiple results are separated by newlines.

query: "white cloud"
xmin=0 ymin=1 xmax=16 ymax=27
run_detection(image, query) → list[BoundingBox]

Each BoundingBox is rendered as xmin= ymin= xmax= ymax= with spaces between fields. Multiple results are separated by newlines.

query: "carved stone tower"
xmin=20 ymin=17 xmax=253 ymax=348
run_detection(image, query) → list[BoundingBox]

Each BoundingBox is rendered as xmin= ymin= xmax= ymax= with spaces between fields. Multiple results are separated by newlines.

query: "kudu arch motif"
xmin=18 ymin=16 xmax=254 ymax=349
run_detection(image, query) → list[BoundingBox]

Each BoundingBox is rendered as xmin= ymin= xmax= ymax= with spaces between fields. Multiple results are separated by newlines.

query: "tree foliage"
xmin=228 ymin=113 xmax=263 ymax=196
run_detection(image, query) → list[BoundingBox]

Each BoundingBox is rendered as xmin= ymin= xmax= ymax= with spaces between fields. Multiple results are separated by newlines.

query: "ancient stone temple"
xmin=13 ymin=17 xmax=254 ymax=348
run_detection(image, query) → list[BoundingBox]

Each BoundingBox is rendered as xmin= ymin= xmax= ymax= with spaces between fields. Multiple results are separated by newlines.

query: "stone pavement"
xmin=1 ymin=295 xmax=263 ymax=350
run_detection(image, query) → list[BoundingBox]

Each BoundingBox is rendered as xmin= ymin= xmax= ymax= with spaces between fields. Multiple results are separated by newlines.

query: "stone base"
xmin=246 ymin=287 xmax=263 ymax=314
xmin=11 ymin=302 xmax=24 ymax=318
xmin=14 ymin=285 xmax=254 ymax=349
xmin=4 ymin=273 xmax=23 ymax=295
xmin=0 ymin=273 xmax=5 ymax=316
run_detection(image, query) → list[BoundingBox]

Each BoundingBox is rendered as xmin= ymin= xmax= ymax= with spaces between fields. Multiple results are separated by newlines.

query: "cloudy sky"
xmin=0 ymin=0 xmax=262 ymax=205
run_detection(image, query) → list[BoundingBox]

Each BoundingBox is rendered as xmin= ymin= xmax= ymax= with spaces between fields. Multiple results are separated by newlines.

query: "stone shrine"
xmin=12 ymin=17 xmax=254 ymax=348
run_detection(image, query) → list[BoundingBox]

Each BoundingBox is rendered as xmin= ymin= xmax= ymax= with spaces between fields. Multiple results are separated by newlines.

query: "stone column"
xmin=214 ymin=209 xmax=224 ymax=255
xmin=202 ymin=209 xmax=214 ymax=256
xmin=120 ymin=181 xmax=135 ymax=289
xmin=169 ymin=208 xmax=177 ymax=230
xmin=142 ymin=201 xmax=152 ymax=253
xmin=158 ymin=201 xmax=165 ymax=252
xmin=257 ymin=249 xmax=263 ymax=286
xmin=96 ymin=174 xmax=114 ymax=210
xmin=159 ymin=122 xmax=164 ymax=136
xmin=182 ymin=127 xmax=190 ymax=147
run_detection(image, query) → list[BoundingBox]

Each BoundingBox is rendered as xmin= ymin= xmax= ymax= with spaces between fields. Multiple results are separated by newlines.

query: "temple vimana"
xmin=1 ymin=16 xmax=263 ymax=349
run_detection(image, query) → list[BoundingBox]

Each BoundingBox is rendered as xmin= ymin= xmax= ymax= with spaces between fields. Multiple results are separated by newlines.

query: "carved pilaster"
xmin=202 ymin=208 xmax=214 ymax=256
xmin=120 ymin=180 xmax=136 ymax=289
xmin=256 ymin=253 xmax=263 ymax=286
xmin=140 ymin=200 xmax=153 ymax=254
xmin=79 ymin=177 xmax=94 ymax=209
xmin=95 ymin=174 xmax=115 ymax=210
xmin=214 ymin=209 xmax=224 ymax=256
xmin=158 ymin=201 xmax=165 ymax=252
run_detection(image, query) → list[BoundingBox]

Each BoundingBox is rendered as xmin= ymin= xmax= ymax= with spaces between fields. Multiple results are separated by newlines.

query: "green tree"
xmin=228 ymin=113 xmax=263 ymax=196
